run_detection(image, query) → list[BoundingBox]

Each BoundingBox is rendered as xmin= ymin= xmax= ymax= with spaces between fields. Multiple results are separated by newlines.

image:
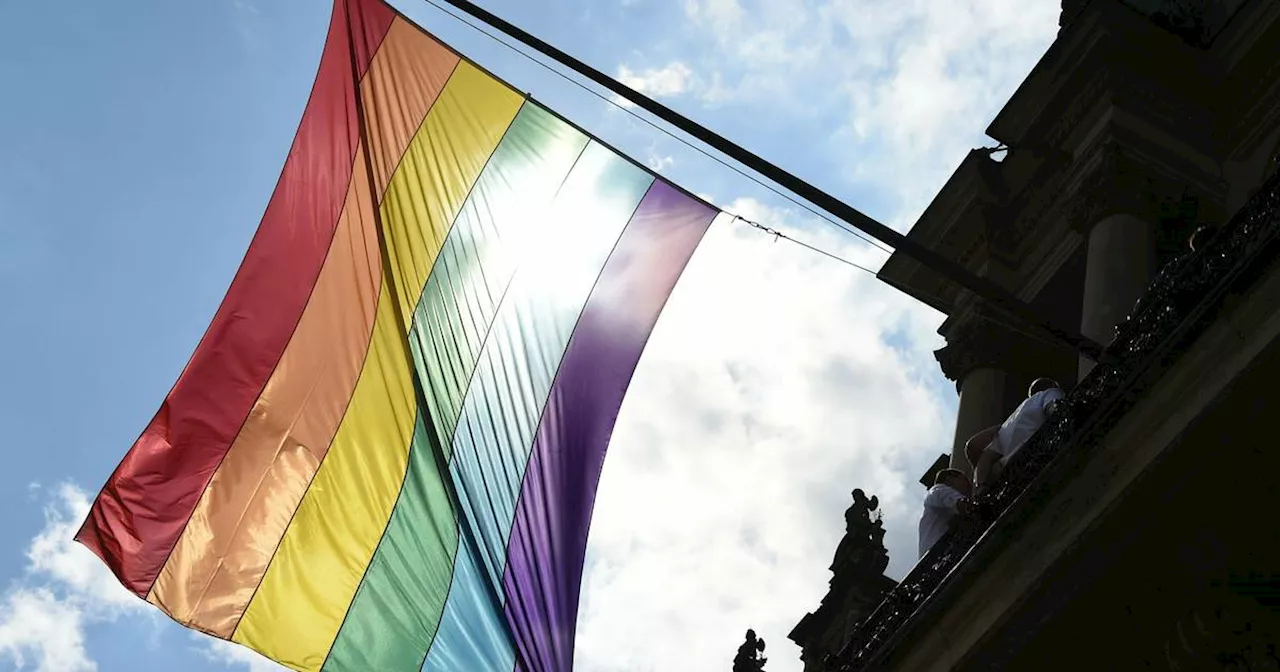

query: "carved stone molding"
xmin=1067 ymin=0 xmax=1241 ymax=49
xmin=1119 ymin=0 xmax=1252 ymax=48
xmin=1061 ymin=141 xmax=1165 ymax=230
xmin=1039 ymin=61 xmax=1113 ymax=153
xmin=972 ymin=153 xmax=1025 ymax=268
xmin=1059 ymin=133 xmax=1228 ymax=239
xmin=984 ymin=149 xmax=1077 ymax=287
xmin=1059 ymin=0 xmax=1089 ymax=31
xmin=934 ymin=305 xmax=1055 ymax=386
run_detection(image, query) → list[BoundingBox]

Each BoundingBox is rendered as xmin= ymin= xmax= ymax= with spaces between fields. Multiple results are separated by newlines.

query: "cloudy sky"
xmin=0 ymin=0 xmax=1061 ymax=670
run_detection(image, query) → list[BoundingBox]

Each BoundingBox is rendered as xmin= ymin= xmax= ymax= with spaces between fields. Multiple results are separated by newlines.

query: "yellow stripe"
xmin=232 ymin=63 xmax=522 ymax=672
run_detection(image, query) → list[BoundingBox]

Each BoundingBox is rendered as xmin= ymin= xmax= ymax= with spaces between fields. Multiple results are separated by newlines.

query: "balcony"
xmin=834 ymin=167 xmax=1280 ymax=669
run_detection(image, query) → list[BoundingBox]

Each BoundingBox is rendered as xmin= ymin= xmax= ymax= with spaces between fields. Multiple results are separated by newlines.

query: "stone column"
xmin=935 ymin=310 xmax=1048 ymax=476
xmin=950 ymin=368 xmax=1021 ymax=472
xmin=1078 ymin=213 xmax=1157 ymax=378
xmin=1060 ymin=138 xmax=1190 ymax=380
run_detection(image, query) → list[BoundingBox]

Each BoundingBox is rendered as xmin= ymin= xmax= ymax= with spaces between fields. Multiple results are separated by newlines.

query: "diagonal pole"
xmin=426 ymin=0 xmax=1105 ymax=361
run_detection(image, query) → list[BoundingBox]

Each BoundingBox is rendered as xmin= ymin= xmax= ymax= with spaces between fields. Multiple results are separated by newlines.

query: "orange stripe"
xmin=147 ymin=144 xmax=379 ymax=636
xmin=366 ymin=19 xmax=461 ymax=197
xmin=74 ymin=0 xmax=395 ymax=597
xmin=147 ymin=22 xmax=460 ymax=636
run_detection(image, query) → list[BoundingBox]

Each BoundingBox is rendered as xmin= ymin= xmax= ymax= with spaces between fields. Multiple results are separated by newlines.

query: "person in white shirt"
xmin=918 ymin=468 xmax=974 ymax=558
xmin=972 ymin=377 xmax=1064 ymax=494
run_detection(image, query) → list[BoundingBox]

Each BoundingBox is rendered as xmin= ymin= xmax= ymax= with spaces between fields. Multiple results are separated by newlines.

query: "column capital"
xmin=934 ymin=305 xmax=1049 ymax=387
xmin=1060 ymin=141 xmax=1166 ymax=231
xmin=1059 ymin=128 xmax=1227 ymax=238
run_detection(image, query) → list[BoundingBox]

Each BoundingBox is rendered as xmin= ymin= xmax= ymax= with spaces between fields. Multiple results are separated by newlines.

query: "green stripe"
xmin=413 ymin=105 xmax=589 ymax=460
xmin=324 ymin=105 xmax=589 ymax=671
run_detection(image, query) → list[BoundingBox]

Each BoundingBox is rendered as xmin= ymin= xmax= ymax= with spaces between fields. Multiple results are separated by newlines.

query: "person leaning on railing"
xmin=1115 ymin=224 xmax=1218 ymax=343
xmin=967 ymin=377 xmax=1065 ymax=496
xmin=917 ymin=468 xmax=975 ymax=558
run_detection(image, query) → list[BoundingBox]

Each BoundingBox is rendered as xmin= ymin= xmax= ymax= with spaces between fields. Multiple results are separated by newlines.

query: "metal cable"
xmin=414 ymin=0 xmax=896 ymax=256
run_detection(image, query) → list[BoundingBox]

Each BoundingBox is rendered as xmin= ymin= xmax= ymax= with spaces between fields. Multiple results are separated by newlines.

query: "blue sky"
xmin=0 ymin=0 xmax=1062 ymax=670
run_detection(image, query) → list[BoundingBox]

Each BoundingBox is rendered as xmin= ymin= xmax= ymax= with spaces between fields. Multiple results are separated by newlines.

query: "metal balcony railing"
xmin=833 ymin=170 xmax=1280 ymax=670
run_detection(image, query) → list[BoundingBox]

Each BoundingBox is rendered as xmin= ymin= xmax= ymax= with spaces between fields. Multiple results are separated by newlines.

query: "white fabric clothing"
xmin=918 ymin=484 xmax=965 ymax=557
xmin=990 ymin=387 xmax=1063 ymax=465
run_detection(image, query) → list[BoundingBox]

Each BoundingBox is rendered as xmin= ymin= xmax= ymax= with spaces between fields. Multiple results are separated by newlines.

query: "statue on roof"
xmin=789 ymin=488 xmax=898 ymax=670
xmin=732 ymin=629 xmax=767 ymax=672
xmin=829 ymin=489 xmax=890 ymax=582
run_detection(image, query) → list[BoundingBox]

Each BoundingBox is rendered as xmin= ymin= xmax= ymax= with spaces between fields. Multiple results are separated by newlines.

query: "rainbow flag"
xmin=76 ymin=1 xmax=717 ymax=669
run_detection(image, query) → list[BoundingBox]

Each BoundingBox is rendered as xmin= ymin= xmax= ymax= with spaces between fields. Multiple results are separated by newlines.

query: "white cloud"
xmin=24 ymin=487 xmax=138 ymax=615
xmin=575 ymin=205 xmax=952 ymax=672
xmin=0 ymin=588 xmax=93 ymax=672
xmin=579 ymin=2 xmax=1064 ymax=669
xmin=684 ymin=0 xmax=747 ymax=34
xmin=645 ymin=150 xmax=676 ymax=173
xmin=650 ymin=0 xmax=1060 ymax=225
xmin=0 ymin=485 xmax=280 ymax=672
xmin=614 ymin=62 xmax=698 ymax=108
xmin=0 ymin=484 xmax=141 ymax=672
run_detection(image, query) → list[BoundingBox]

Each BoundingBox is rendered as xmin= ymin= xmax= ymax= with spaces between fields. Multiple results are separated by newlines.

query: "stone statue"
xmin=788 ymin=488 xmax=898 ymax=671
xmin=732 ymin=629 xmax=767 ymax=672
xmin=829 ymin=489 xmax=890 ymax=581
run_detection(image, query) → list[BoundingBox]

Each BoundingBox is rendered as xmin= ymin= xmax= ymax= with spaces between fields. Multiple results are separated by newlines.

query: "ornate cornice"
xmin=1066 ymin=0 xmax=1239 ymax=49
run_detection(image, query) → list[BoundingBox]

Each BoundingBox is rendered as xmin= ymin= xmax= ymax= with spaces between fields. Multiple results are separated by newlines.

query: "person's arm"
xmin=1044 ymin=388 xmax=1065 ymax=416
xmin=965 ymin=424 xmax=1002 ymax=469
xmin=924 ymin=486 xmax=964 ymax=512
xmin=967 ymin=425 xmax=1000 ymax=449
xmin=973 ymin=448 xmax=1004 ymax=495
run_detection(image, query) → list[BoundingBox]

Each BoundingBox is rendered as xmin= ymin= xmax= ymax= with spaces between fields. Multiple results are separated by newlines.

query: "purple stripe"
xmin=500 ymin=181 xmax=715 ymax=671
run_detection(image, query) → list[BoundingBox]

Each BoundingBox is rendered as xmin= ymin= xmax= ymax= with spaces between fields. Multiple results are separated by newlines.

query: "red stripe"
xmin=77 ymin=0 xmax=396 ymax=596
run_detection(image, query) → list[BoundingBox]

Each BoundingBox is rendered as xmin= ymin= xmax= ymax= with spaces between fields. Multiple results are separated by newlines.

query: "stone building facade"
xmin=794 ymin=0 xmax=1280 ymax=669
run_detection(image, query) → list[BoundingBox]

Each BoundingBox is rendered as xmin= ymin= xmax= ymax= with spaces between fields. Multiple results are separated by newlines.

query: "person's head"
xmin=1027 ymin=377 xmax=1059 ymax=398
xmin=1189 ymin=225 xmax=1216 ymax=252
xmin=935 ymin=468 xmax=971 ymax=495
